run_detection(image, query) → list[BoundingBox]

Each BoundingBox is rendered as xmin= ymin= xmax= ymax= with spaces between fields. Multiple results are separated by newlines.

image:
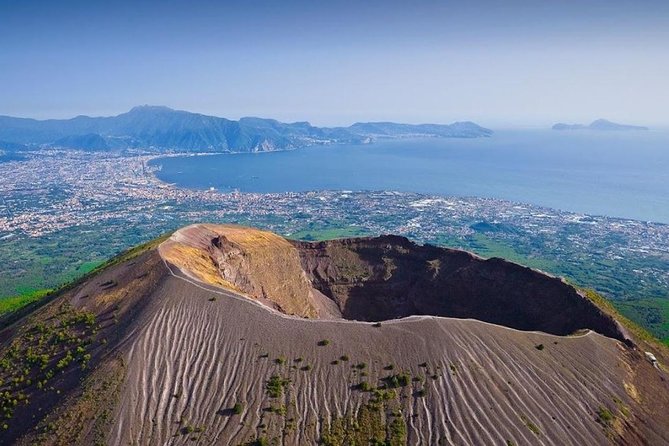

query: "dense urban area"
xmin=1 ymin=150 xmax=668 ymax=343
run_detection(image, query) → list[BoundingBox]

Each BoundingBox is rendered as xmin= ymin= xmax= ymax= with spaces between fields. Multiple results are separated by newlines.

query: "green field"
xmin=616 ymin=298 xmax=669 ymax=346
xmin=0 ymin=289 xmax=51 ymax=315
xmin=288 ymin=226 xmax=372 ymax=241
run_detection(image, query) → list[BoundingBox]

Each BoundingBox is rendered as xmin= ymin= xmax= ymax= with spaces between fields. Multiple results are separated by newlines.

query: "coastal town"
xmin=0 ymin=149 xmax=668 ymax=317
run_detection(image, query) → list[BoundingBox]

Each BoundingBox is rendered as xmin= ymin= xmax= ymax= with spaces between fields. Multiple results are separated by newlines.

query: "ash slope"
xmin=0 ymin=224 xmax=667 ymax=446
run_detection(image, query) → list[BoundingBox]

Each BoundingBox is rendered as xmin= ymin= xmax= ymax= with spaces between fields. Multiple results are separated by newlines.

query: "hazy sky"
xmin=1 ymin=0 xmax=668 ymax=127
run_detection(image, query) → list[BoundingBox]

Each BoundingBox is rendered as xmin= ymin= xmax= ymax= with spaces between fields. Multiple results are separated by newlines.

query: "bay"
xmin=151 ymin=129 xmax=669 ymax=223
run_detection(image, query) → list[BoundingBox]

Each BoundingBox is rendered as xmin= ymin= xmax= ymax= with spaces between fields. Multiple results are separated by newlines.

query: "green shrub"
xmin=266 ymin=375 xmax=290 ymax=398
xmin=245 ymin=437 xmax=269 ymax=446
xmin=317 ymin=339 xmax=330 ymax=346
xmin=371 ymin=388 xmax=396 ymax=401
xmin=233 ymin=402 xmax=244 ymax=415
xmin=384 ymin=373 xmax=411 ymax=388
xmin=267 ymin=404 xmax=286 ymax=415
xmin=357 ymin=381 xmax=372 ymax=392
xmin=597 ymin=406 xmax=614 ymax=425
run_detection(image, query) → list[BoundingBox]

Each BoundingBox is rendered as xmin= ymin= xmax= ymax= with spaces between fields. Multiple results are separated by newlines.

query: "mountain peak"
xmin=127 ymin=105 xmax=176 ymax=114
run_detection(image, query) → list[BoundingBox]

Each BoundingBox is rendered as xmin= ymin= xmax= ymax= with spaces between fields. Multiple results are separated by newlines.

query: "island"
xmin=552 ymin=119 xmax=648 ymax=131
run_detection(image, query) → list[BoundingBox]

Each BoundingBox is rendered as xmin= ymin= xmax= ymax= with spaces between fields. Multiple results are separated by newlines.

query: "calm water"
xmin=152 ymin=130 xmax=669 ymax=223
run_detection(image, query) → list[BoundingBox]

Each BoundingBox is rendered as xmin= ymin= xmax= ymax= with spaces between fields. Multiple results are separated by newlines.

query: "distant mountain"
xmin=0 ymin=106 xmax=492 ymax=153
xmin=348 ymin=121 xmax=493 ymax=138
xmin=552 ymin=123 xmax=587 ymax=130
xmin=552 ymin=119 xmax=648 ymax=131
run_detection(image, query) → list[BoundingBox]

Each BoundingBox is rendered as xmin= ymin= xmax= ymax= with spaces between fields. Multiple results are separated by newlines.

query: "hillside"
xmin=0 ymin=107 xmax=492 ymax=153
xmin=0 ymin=224 xmax=667 ymax=445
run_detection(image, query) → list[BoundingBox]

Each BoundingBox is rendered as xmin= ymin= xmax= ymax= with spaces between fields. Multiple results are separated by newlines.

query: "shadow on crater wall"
xmin=294 ymin=235 xmax=629 ymax=341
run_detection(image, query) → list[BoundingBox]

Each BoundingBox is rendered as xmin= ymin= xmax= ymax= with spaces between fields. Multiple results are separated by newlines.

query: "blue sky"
xmin=1 ymin=0 xmax=668 ymax=126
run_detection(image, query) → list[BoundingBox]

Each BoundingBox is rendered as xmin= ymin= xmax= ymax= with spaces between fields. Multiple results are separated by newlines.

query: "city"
xmin=1 ymin=149 xmax=668 ymax=341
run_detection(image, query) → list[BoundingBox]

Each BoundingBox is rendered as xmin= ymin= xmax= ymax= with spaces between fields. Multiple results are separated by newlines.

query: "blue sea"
xmin=151 ymin=129 xmax=669 ymax=223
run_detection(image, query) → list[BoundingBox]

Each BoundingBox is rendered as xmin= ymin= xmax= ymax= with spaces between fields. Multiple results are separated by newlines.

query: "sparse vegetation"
xmin=612 ymin=396 xmax=631 ymax=417
xmin=266 ymin=404 xmax=286 ymax=415
xmin=371 ymin=388 xmax=396 ymax=402
xmin=321 ymin=397 xmax=406 ymax=446
xmin=597 ymin=406 xmax=614 ymax=425
xmin=339 ymin=355 xmax=349 ymax=362
xmin=356 ymin=381 xmax=372 ymax=392
xmin=180 ymin=423 xmax=204 ymax=436
xmin=535 ymin=344 xmax=545 ymax=351
xmin=389 ymin=417 xmax=407 ymax=444
xmin=317 ymin=339 xmax=331 ymax=346
xmin=520 ymin=415 xmax=542 ymax=435
xmin=233 ymin=402 xmax=244 ymax=415
xmin=0 ymin=302 xmax=98 ymax=427
xmin=383 ymin=373 xmax=411 ymax=389
xmin=265 ymin=375 xmax=290 ymax=398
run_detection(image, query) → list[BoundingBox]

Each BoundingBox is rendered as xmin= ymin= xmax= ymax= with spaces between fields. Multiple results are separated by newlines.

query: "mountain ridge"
xmin=0 ymin=106 xmax=492 ymax=153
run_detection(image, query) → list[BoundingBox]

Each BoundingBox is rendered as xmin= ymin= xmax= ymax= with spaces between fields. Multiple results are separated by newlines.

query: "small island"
xmin=552 ymin=119 xmax=648 ymax=131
